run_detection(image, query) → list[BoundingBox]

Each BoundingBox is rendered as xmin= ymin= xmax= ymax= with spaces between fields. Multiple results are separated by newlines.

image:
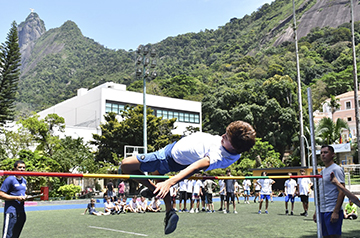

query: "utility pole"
xmin=350 ymin=0 xmax=360 ymax=163
xmin=293 ymin=0 xmax=306 ymax=166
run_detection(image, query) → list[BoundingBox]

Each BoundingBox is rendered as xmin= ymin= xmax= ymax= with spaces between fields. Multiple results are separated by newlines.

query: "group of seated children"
xmin=84 ymin=195 xmax=162 ymax=216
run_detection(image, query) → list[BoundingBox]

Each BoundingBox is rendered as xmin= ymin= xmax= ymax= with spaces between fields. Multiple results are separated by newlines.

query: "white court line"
xmin=89 ymin=226 xmax=148 ymax=237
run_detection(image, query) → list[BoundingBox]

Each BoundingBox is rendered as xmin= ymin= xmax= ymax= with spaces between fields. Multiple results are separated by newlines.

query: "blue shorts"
xmin=260 ymin=194 xmax=270 ymax=200
xmin=285 ymin=194 xmax=295 ymax=203
xmin=244 ymin=189 xmax=250 ymax=196
xmin=136 ymin=142 xmax=187 ymax=174
xmin=320 ymin=211 xmax=343 ymax=236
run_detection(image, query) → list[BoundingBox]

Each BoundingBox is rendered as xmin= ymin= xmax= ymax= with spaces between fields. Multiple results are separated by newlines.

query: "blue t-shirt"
xmin=0 ymin=176 xmax=27 ymax=213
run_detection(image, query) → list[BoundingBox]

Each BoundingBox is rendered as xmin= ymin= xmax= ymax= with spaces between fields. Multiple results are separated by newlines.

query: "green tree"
xmin=19 ymin=113 xmax=65 ymax=156
xmin=0 ymin=21 xmax=21 ymax=124
xmin=91 ymin=105 xmax=181 ymax=165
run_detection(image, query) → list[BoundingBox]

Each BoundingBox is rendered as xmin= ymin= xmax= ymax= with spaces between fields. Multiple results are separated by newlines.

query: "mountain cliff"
xmin=17 ymin=12 xmax=46 ymax=71
xmin=274 ymin=0 xmax=360 ymax=46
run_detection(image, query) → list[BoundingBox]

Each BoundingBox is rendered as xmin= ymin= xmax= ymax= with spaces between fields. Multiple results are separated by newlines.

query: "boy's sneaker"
xmin=182 ymin=209 xmax=188 ymax=212
xmin=234 ymin=211 xmax=238 ymax=214
xmin=212 ymin=210 xmax=215 ymax=213
xmin=285 ymin=209 xmax=289 ymax=215
xmin=290 ymin=211 xmax=293 ymax=215
xmin=300 ymin=212 xmax=306 ymax=216
xmin=258 ymin=210 xmax=261 ymax=214
xmin=265 ymin=210 xmax=269 ymax=214
xmin=195 ymin=208 xmax=199 ymax=213
xmin=206 ymin=210 xmax=211 ymax=213
xmin=218 ymin=208 xmax=223 ymax=211
xmin=304 ymin=211 xmax=308 ymax=217
xmin=164 ymin=209 xmax=179 ymax=235
xmin=140 ymin=188 xmax=156 ymax=199
xmin=189 ymin=208 xmax=194 ymax=214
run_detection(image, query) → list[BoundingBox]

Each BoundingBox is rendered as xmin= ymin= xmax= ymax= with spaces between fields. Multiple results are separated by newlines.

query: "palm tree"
xmin=317 ymin=117 xmax=349 ymax=145
xmin=328 ymin=95 xmax=340 ymax=119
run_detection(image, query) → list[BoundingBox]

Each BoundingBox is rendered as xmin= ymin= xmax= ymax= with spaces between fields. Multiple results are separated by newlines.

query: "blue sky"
xmin=1 ymin=0 xmax=273 ymax=51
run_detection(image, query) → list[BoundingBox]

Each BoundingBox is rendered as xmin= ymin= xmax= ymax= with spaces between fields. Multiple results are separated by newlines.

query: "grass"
xmin=2 ymin=200 xmax=359 ymax=238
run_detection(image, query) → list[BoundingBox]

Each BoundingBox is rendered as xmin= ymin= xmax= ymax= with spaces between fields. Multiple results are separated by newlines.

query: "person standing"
xmin=284 ymin=173 xmax=297 ymax=215
xmin=297 ymin=169 xmax=313 ymax=216
xmin=313 ymin=145 xmax=345 ymax=238
xmin=204 ymin=178 xmax=217 ymax=212
xmin=253 ymin=179 xmax=261 ymax=203
xmin=218 ymin=175 xmax=226 ymax=211
xmin=118 ymin=180 xmax=125 ymax=199
xmin=178 ymin=179 xmax=188 ymax=212
xmin=242 ymin=179 xmax=251 ymax=204
xmin=224 ymin=169 xmax=237 ymax=214
xmin=257 ymin=171 xmax=275 ymax=214
xmin=106 ymin=179 xmax=115 ymax=201
xmin=0 ymin=160 xmax=27 ymax=238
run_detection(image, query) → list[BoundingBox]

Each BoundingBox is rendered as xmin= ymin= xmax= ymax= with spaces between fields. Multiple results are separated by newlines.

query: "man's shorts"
xmin=285 ymin=194 xmax=295 ymax=203
xmin=260 ymin=194 xmax=270 ymax=200
xmin=300 ymin=195 xmax=309 ymax=203
xmin=192 ymin=193 xmax=200 ymax=200
xmin=136 ymin=142 xmax=187 ymax=174
xmin=320 ymin=211 xmax=344 ymax=237
xmin=226 ymin=192 xmax=235 ymax=203
xmin=179 ymin=191 xmax=187 ymax=200
xmin=187 ymin=192 xmax=192 ymax=201
xmin=220 ymin=194 xmax=225 ymax=201
xmin=244 ymin=189 xmax=250 ymax=196
xmin=206 ymin=193 xmax=213 ymax=204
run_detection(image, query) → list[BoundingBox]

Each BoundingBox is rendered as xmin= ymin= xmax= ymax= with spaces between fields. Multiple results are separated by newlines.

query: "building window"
xmin=346 ymin=101 xmax=351 ymax=109
xmin=348 ymin=117 xmax=352 ymax=122
xmin=105 ymin=100 xmax=200 ymax=124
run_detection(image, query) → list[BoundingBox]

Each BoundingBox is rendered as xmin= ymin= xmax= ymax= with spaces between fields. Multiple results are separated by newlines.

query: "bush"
xmin=57 ymin=184 xmax=81 ymax=200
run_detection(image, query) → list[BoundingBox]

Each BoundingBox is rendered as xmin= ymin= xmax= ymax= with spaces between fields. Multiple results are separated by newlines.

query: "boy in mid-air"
xmin=121 ymin=120 xmax=256 ymax=234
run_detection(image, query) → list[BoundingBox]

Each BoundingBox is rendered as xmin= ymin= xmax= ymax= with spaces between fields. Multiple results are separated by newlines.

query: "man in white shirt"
xmin=284 ymin=173 xmax=297 ymax=215
xmin=257 ymin=171 xmax=275 ymax=214
xmin=297 ymin=169 xmax=313 ymax=216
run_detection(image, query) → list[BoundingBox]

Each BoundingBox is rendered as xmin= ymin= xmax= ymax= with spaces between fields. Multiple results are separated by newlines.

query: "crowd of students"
xmin=83 ymin=170 xmax=357 ymax=221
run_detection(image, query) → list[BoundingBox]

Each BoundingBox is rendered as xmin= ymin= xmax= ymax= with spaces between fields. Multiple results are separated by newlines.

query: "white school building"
xmin=38 ymin=82 xmax=202 ymax=143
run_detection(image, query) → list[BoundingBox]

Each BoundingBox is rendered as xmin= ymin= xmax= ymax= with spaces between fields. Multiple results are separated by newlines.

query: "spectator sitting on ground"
xmin=114 ymin=197 xmax=126 ymax=214
xmin=84 ymin=198 xmax=108 ymax=216
xmin=125 ymin=195 xmax=140 ymax=213
xmin=138 ymin=196 xmax=148 ymax=213
xmin=344 ymin=200 xmax=358 ymax=220
xmin=147 ymin=197 xmax=162 ymax=212
xmin=104 ymin=196 xmax=119 ymax=215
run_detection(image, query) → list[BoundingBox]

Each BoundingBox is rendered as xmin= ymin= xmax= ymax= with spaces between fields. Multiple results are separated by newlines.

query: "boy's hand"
xmin=330 ymin=172 xmax=340 ymax=185
xmin=153 ymin=180 xmax=172 ymax=199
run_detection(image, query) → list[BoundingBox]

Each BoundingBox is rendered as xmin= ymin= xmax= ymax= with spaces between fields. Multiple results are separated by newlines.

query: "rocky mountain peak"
xmin=17 ymin=12 xmax=46 ymax=70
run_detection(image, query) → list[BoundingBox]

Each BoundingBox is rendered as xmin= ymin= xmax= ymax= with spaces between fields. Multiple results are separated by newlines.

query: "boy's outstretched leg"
xmin=121 ymin=156 xmax=179 ymax=235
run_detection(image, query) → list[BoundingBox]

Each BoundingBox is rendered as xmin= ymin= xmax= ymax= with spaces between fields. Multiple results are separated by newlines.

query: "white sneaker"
xmin=189 ymin=208 xmax=194 ymax=214
xmin=234 ymin=211 xmax=238 ymax=214
xmin=195 ymin=208 xmax=199 ymax=213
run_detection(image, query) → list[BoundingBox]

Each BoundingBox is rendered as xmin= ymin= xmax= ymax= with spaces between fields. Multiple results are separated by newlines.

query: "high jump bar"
xmin=0 ymin=171 xmax=322 ymax=180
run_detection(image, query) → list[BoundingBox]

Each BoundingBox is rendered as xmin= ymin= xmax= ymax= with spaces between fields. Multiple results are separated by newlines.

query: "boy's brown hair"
xmin=226 ymin=121 xmax=256 ymax=154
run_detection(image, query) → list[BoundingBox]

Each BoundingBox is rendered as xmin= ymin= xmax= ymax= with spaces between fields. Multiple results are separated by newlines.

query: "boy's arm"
xmin=330 ymin=172 xmax=360 ymax=207
xmin=153 ymin=157 xmax=210 ymax=198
